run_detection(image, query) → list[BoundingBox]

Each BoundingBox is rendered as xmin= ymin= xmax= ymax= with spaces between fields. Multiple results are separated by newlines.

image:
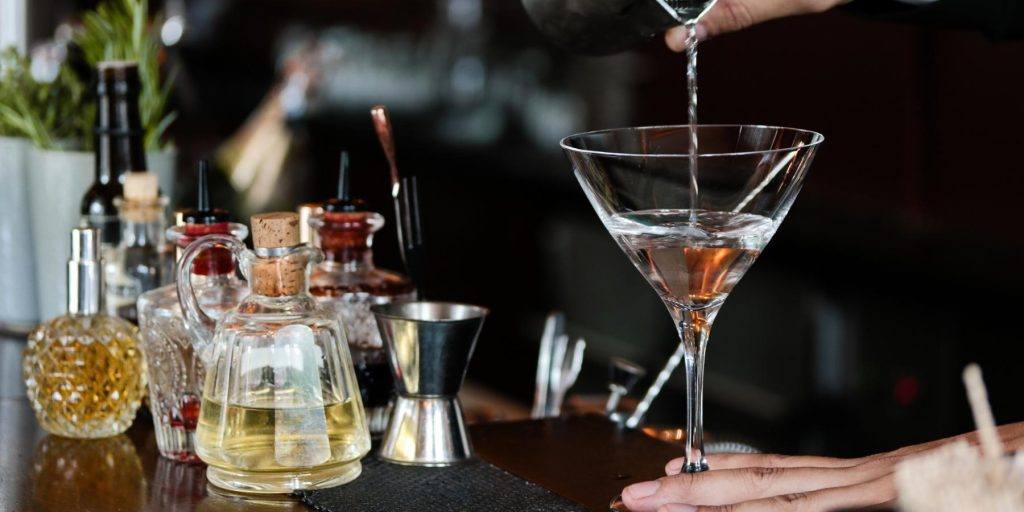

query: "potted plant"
xmin=1 ymin=0 xmax=179 ymax=323
xmin=0 ymin=47 xmax=92 ymax=328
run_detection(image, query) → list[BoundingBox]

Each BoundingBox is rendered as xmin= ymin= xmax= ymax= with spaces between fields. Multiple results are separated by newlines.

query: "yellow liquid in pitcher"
xmin=196 ymin=396 xmax=370 ymax=472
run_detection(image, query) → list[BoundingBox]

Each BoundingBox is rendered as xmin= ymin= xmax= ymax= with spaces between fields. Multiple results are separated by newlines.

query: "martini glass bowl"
xmin=561 ymin=124 xmax=823 ymax=474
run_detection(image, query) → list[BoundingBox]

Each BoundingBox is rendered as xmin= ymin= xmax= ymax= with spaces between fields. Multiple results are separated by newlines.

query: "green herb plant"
xmin=0 ymin=48 xmax=93 ymax=149
xmin=0 ymin=0 xmax=175 ymax=151
xmin=75 ymin=0 xmax=177 ymax=150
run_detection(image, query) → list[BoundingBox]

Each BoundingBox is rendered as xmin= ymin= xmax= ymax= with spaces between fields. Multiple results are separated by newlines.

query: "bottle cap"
xmin=251 ymin=212 xmax=305 ymax=296
xmin=181 ymin=160 xmax=230 ymax=224
xmin=251 ymin=212 xmax=300 ymax=248
xmin=322 ymin=150 xmax=367 ymax=213
xmin=96 ymin=61 xmax=141 ymax=96
xmin=297 ymin=202 xmax=323 ymax=244
xmin=123 ymin=172 xmax=159 ymax=201
xmin=71 ymin=226 xmax=101 ymax=262
xmin=67 ymin=227 xmax=103 ymax=315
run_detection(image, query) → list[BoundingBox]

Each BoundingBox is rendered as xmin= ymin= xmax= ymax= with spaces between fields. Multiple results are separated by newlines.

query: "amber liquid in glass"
xmin=196 ymin=395 xmax=368 ymax=471
xmin=23 ymin=315 xmax=147 ymax=438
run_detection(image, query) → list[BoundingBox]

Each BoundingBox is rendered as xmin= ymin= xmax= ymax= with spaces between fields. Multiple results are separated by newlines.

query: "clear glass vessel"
xmin=106 ymin=172 xmax=174 ymax=324
xmin=309 ymin=205 xmax=415 ymax=435
xmin=562 ymin=125 xmax=823 ymax=476
xmin=181 ymin=212 xmax=370 ymax=493
xmin=138 ymin=222 xmax=248 ymax=462
xmin=23 ymin=227 xmax=147 ymax=438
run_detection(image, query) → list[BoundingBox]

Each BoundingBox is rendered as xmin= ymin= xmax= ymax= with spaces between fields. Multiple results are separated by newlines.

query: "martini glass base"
xmin=609 ymin=460 xmax=709 ymax=512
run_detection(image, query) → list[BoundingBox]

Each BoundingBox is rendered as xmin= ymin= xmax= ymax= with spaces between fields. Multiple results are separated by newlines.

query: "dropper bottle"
xmin=308 ymin=150 xmax=416 ymax=435
xmin=136 ymin=160 xmax=249 ymax=462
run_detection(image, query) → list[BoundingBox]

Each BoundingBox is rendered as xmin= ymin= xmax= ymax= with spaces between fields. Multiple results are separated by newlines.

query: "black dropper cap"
xmin=181 ymin=160 xmax=230 ymax=224
xmin=323 ymin=150 xmax=367 ymax=213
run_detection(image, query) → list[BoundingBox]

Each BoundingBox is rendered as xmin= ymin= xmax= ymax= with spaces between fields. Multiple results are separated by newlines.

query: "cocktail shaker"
xmin=522 ymin=0 xmax=715 ymax=55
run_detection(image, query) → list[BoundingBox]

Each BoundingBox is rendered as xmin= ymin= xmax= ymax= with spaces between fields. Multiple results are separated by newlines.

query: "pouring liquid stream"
xmin=684 ymin=20 xmax=700 ymax=224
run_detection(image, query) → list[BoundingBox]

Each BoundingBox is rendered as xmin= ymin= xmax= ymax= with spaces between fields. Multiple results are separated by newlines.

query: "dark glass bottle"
xmin=81 ymin=61 xmax=148 ymax=251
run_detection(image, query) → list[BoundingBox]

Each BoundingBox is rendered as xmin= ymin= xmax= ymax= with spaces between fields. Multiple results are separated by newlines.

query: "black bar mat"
xmin=294 ymin=456 xmax=590 ymax=512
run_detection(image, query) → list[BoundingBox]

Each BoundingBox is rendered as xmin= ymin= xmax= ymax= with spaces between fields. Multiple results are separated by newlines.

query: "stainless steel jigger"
xmin=371 ymin=301 xmax=488 ymax=466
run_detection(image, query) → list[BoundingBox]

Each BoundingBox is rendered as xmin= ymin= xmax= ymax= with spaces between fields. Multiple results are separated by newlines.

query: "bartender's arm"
xmin=666 ymin=0 xmax=1024 ymax=51
xmin=621 ymin=421 xmax=1024 ymax=511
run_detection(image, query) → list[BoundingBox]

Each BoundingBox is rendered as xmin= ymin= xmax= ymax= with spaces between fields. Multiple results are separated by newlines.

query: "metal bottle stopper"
xmin=67 ymin=227 xmax=104 ymax=315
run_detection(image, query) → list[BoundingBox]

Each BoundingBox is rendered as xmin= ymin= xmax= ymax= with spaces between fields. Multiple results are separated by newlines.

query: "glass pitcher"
xmin=177 ymin=213 xmax=370 ymax=494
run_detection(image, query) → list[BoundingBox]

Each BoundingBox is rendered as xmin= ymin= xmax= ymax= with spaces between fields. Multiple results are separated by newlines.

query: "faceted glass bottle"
xmin=309 ymin=206 xmax=415 ymax=434
xmin=107 ymin=172 xmax=174 ymax=323
xmin=137 ymin=221 xmax=248 ymax=462
xmin=183 ymin=212 xmax=370 ymax=493
xmin=138 ymin=159 xmax=249 ymax=462
xmin=23 ymin=227 xmax=147 ymax=438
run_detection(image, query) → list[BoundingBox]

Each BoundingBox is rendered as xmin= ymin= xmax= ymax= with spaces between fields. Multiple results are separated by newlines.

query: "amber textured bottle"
xmin=22 ymin=227 xmax=146 ymax=438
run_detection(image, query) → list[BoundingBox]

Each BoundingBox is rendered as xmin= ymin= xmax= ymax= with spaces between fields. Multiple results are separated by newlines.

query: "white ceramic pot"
xmin=27 ymin=146 xmax=177 ymax=321
xmin=149 ymin=146 xmax=178 ymax=202
xmin=0 ymin=136 xmax=38 ymax=329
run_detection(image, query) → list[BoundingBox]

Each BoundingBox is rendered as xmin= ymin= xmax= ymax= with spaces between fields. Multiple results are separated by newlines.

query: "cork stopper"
xmin=251 ymin=212 xmax=304 ymax=296
xmin=121 ymin=172 xmax=162 ymax=222
xmin=251 ymin=257 xmax=306 ymax=296
xmin=124 ymin=172 xmax=159 ymax=201
xmin=252 ymin=212 xmax=300 ymax=249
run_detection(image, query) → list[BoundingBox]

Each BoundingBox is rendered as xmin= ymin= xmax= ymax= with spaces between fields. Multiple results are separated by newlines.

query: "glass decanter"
xmin=23 ymin=227 xmax=147 ymax=438
xmin=137 ymin=160 xmax=249 ymax=462
xmin=106 ymin=171 xmax=174 ymax=323
xmin=309 ymin=189 xmax=415 ymax=435
xmin=180 ymin=212 xmax=370 ymax=493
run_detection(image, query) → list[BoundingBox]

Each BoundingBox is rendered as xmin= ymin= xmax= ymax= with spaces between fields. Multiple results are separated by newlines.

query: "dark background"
xmin=26 ymin=0 xmax=1024 ymax=457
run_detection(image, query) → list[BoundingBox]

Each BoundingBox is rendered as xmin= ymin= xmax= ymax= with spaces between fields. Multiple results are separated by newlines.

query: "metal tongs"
xmin=531 ymin=312 xmax=586 ymax=418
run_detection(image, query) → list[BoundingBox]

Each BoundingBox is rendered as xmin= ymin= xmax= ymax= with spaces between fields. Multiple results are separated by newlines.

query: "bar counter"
xmin=0 ymin=338 xmax=680 ymax=512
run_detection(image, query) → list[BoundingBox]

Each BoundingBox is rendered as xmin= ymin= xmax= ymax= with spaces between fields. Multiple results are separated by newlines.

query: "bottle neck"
xmin=67 ymin=259 xmax=103 ymax=316
xmin=94 ymin=91 xmax=146 ymax=185
xmin=120 ymin=205 xmax=165 ymax=249
xmin=190 ymin=272 xmax=235 ymax=288
xmin=316 ymin=212 xmax=379 ymax=270
xmin=322 ymin=246 xmax=374 ymax=271
xmin=249 ymin=249 xmax=315 ymax=298
xmin=174 ymin=223 xmax=238 ymax=276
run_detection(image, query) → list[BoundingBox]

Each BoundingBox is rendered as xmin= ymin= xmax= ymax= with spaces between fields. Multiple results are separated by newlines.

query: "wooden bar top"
xmin=0 ymin=395 xmax=679 ymax=512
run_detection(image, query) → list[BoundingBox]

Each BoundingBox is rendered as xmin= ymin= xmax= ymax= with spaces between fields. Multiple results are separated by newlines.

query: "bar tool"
xmin=605 ymin=357 xmax=646 ymax=423
xmin=370 ymin=105 xmax=426 ymax=296
xmin=531 ymin=312 xmax=565 ymax=418
xmin=521 ymin=0 xmax=716 ymax=55
xmin=372 ymin=301 xmax=488 ymax=466
xmin=548 ymin=335 xmax=586 ymax=417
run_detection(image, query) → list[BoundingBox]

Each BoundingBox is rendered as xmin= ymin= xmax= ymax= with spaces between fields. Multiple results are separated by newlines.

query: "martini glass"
xmin=561 ymin=125 xmax=823 ymax=476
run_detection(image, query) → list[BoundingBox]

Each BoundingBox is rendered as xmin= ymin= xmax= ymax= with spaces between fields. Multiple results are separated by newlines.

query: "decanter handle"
xmin=177 ymin=234 xmax=248 ymax=349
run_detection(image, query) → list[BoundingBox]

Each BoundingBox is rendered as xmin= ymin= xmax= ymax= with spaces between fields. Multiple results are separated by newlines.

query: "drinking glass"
xmin=562 ymin=125 xmax=823 ymax=475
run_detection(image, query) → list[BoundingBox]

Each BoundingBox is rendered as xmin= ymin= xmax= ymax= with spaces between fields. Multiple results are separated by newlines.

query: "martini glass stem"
xmin=681 ymin=309 xmax=711 ymax=472
xmin=623 ymin=304 xmax=716 ymax=473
